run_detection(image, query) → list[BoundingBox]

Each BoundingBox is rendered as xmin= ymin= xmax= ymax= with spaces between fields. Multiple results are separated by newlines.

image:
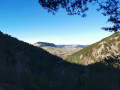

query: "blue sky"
xmin=0 ymin=0 xmax=114 ymax=45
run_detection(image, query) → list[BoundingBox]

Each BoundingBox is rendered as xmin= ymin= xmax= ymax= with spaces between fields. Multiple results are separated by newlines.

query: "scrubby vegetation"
xmin=67 ymin=32 xmax=120 ymax=65
xmin=0 ymin=31 xmax=81 ymax=89
xmin=1 ymin=31 xmax=120 ymax=89
xmin=0 ymin=31 xmax=63 ymax=89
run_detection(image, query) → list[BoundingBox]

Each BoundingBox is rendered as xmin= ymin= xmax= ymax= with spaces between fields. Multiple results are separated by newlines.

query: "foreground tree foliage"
xmin=39 ymin=0 xmax=120 ymax=32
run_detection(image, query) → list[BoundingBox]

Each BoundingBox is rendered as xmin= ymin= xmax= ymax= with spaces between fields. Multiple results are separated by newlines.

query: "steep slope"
xmin=0 ymin=31 xmax=62 ymax=89
xmin=67 ymin=32 xmax=120 ymax=65
xmin=1 ymin=31 xmax=120 ymax=90
xmin=0 ymin=31 xmax=86 ymax=90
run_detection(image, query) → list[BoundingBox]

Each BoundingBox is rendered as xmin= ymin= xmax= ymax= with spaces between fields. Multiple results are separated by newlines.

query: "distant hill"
xmin=42 ymin=47 xmax=81 ymax=59
xmin=67 ymin=32 xmax=120 ymax=65
xmin=34 ymin=42 xmax=86 ymax=59
xmin=34 ymin=42 xmax=88 ymax=48
xmin=57 ymin=45 xmax=89 ymax=48
xmin=34 ymin=42 xmax=57 ymax=47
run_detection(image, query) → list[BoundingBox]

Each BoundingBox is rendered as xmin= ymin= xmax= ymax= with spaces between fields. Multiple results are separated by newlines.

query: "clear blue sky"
xmin=0 ymin=0 xmax=114 ymax=45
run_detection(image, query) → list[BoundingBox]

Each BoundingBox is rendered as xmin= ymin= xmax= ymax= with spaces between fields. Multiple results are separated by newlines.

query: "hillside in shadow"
xmin=0 ymin=31 xmax=119 ymax=90
xmin=83 ymin=57 xmax=120 ymax=90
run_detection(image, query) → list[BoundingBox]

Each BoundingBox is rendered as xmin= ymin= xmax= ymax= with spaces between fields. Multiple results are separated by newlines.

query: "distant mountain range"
xmin=41 ymin=47 xmax=82 ymax=59
xmin=34 ymin=42 xmax=88 ymax=59
xmin=34 ymin=42 xmax=89 ymax=48
xmin=57 ymin=44 xmax=89 ymax=48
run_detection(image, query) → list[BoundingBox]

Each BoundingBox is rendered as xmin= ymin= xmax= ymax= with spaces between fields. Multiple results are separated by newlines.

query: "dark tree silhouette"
xmin=39 ymin=0 xmax=120 ymax=32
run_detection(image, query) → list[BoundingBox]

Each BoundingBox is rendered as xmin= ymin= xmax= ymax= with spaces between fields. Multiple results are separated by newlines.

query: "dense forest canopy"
xmin=39 ymin=0 xmax=120 ymax=32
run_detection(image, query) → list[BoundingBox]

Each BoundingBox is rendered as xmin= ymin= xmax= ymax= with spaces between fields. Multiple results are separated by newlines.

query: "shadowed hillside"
xmin=0 ymin=31 xmax=86 ymax=90
xmin=0 ymin=31 xmax=65 ymax=89
xmin=0 ymin=31 xmax=120 ymax=90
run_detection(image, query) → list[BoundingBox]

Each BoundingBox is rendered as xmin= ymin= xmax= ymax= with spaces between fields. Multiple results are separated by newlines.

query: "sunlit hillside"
xmin=67 ymin=32 xmax=120 ymax=66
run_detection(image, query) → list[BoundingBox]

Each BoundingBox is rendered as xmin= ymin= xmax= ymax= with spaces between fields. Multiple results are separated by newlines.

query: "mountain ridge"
xmin=57 ymin=44 xmax=89 ymax=48
xmin=66 ymin=32 xmax=120 ymax=65
xmin=34 ymin=42 xmax=57 ymax=47
xmin=34 ymin=42 xmax=88 ymax=59
xmin=0 ymin=31 xmax=120 ymax=89
xmin=34 ymin=42 xmax=88 ymax=48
